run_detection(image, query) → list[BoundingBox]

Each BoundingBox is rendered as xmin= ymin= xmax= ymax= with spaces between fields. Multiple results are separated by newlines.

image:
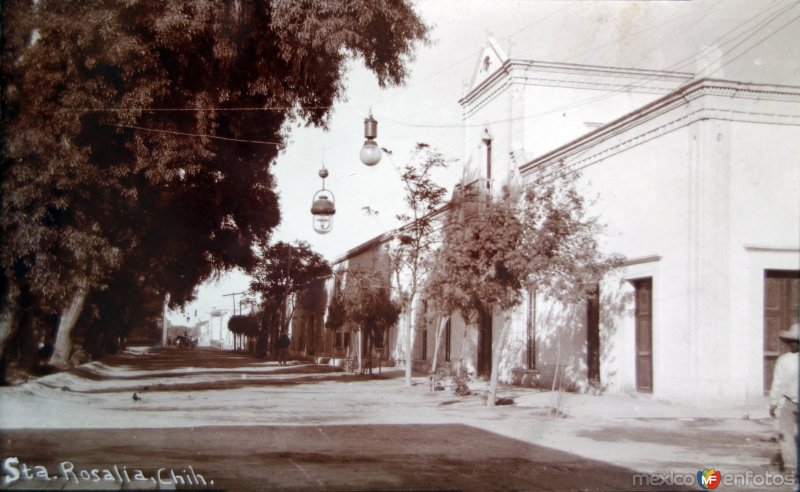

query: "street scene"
xmin=2 ymin=0 xmax=799 ymax=491
xmin=0 ymin=347 xmax=790 ymax=490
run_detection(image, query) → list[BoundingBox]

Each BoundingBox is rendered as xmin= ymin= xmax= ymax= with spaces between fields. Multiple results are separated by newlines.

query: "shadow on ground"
xmin=0 ymin=424 xmax=686 ymax=491
xmin=49 ymin=349 xmax=400 ymax=394
xmin=92 ymin=348 xmax=284 ymax=371
xmin=50 ymin=371 xmax=393 ymax=394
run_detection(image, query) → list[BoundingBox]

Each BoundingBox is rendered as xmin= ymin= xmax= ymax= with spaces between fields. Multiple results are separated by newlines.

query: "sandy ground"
xmin=0 ymin=348 xmax=794 ymax=491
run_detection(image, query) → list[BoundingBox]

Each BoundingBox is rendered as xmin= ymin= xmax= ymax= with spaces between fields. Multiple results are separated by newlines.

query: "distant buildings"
xmin=291 ymin=39 xmax=800 ymax=407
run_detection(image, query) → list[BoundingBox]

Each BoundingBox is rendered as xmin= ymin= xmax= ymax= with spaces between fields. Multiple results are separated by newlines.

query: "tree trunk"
xmin=161 ymin=294 xmax=169 ymax=347
xmin=367 ymin=331 xmax=374 ymax=375
xmin=357 ymin=329 xmax=363 ymax=373
xmin=487 ymin=313 xmax=512 ymax=407
xmin=429 ymin=315 xmax=448 ymax=390
xmin=49 ymin=280 xmax=89 ymax=369
xmin=0 ymin=283 xmax=20 ymax=363
xmin=404 ymin=291 xmax=417 ymax=387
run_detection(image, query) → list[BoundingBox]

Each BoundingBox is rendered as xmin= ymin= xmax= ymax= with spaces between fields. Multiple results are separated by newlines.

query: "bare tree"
xmin=387 ymin=144 xmax=449 ymax=387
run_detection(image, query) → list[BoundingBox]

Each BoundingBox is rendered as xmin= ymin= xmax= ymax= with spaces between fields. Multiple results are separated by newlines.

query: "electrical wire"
xmin=370 ymin=2 xmax=579 ymax=109
xmin=66 ymin=2 xmax=798 ymax=153
xmin=386 ymin=0 xmax=796 ymax=134
xmin=110 ymin=124 xmax=284 ymax=146
xmin=698 ymin=5 xmax=800 ymax=77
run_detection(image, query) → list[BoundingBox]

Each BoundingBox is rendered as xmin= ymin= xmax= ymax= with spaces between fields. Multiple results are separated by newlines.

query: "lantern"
xmin=360 ymin=110 xmax=382 ymax=166
xmin=311 ymin=167 xmax=335 ymax=234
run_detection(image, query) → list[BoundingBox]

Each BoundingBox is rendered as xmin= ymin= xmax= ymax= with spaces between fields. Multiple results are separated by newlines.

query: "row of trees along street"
xmin=381 ymin=146 xmax=621 ymax=405
xmin=0 ymin=0 xmax=428 ymax=382
xmin=1 ymin=1 xmax=621 ymax=408
xmin=290 ymin=142 xmax=621 ymax=407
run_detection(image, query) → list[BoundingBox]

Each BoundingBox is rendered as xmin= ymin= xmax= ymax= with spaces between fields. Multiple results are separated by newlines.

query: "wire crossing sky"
xmin=171 ymin=0 xmax=800 ymax=323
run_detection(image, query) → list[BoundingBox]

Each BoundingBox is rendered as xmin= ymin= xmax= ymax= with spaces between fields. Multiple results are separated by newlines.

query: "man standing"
xmin=278 ymin=332 xmax=291 ymax=366
xmin=769 ymin=323 xmax=799 ymax=473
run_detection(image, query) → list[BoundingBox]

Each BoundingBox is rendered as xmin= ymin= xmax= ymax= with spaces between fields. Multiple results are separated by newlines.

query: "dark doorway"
xmin=633 ymin=278 xmax=653 ymax=393
xmin=478 ymin=308 xmax=493 ymax=378
xmin=444 ymin=318 xmax=451 ymax=363
xmin=527 ymin=290 xmax=536 ymax=370
xmin=587 ymin=285 xmax=600 ymax=385
xmin=763 ymin=270 xmax=800 ymax=392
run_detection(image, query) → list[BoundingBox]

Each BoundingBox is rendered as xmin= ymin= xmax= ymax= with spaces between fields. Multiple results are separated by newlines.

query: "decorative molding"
xmin=462 ymin=80 xmax=512 ymax=118
xmin=621 ymin=255 xmax=662 ymax=267
xmin=461 ymin=59 xmax=690 ymax=110
xmin=519 ymin=79 xmax=800 ymax=176
xmin=508 ymin=59 xmax=691 ymax=82
xmin=508 ymin=75 xmax=677 ymax=95
xmin=744 ymin=246 xmax=800 ymax=254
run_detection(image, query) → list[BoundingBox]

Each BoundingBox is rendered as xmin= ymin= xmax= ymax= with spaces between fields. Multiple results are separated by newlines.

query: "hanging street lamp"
xmin=311 ymin=167 xmax=336 ymax=234
xmin=359 ymin=110 xmax=382 ymax=166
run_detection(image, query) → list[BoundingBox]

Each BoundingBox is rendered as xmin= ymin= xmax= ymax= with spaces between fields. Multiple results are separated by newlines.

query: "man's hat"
xmin=778 ymin=323 xmax=799 ymax=341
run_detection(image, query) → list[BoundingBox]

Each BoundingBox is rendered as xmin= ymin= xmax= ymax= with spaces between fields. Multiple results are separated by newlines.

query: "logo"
xmin=697 ymin=468 xmax=721 ymax=489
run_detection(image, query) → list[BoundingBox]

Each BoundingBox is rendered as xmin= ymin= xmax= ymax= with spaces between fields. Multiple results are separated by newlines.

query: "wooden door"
xmin=587 ymin=285 xmax=601 ymax=385
xmin=527 ymin=290 xmax=536 ymax=370
xmin=764 ymin=270 xmax=800 ymax=392
xmin=478 ymin=308 xmax=493 ymax=378
xmin=634 ymin=278 xmax=653 ymax=393
xmin=444 ymin=318 xmax=452 ymax=363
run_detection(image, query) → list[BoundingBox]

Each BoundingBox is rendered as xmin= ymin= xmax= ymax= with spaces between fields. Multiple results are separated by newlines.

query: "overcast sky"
xmin=170 ymin=0 xmax=800 ymax=323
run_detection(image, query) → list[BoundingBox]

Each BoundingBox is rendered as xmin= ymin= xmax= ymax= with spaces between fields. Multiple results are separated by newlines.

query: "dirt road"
xmin=0 ymin=348 xmax=789 ymax=490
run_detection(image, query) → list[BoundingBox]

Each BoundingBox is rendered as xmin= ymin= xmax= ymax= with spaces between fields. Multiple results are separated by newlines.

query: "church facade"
xmin=292 ymin=39 xmax=800 ymax=407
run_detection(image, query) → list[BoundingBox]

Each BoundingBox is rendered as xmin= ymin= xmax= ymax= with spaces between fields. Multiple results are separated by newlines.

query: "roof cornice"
xmin=518 ymin=78 xmax=800 ymax=175
xmin=333 ymin=202 xmax=454 ymax=265
xmin=459 ymin=58 xmax=692 ymax=108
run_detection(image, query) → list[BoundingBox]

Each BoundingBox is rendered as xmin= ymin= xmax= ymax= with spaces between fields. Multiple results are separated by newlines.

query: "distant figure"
xmin=132 ymin=392 xmax=142 ymax=402
xmin=769 ymin=323 xmax=799 ymax=473
xmin=37 ymin=336 xmax=54 ymax=367
xmin=278 ymin=332 xmax=291 ymax=366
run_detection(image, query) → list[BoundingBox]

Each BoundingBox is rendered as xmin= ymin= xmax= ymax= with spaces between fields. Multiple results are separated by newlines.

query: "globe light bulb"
xmin=360 ymin=139 xmax=382 ymax=166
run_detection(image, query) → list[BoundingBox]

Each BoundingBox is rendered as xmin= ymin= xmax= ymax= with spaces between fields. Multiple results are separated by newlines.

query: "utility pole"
xmin=223 ymin=291 xmax=247 ymax=316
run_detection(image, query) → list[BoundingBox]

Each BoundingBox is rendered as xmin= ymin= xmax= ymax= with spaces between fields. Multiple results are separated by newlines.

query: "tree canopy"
xmin=427 ymin=169 xmax=622 ymax=405
xmin=249 ymin=240 xmax=332 ymax=329
xmin=340 ymin=268 xmax=401 ymax=374
xmin=341 ymin=270 xmax=400 ymax=339
xmin=0 ymin=0 xmax=428 ymax=370
xmin=228 ymin=315 xmax=260 ymax=338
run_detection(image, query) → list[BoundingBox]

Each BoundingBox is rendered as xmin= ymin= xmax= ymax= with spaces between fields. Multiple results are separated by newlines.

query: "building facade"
xmin=447 ymin=40 xmax=800 ymax=406
xmin=294 ymin=39 xmax=800 ymax=407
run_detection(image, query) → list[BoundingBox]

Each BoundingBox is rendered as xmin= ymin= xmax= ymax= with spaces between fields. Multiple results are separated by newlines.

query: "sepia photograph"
xmin=1 ymin=0 xmax=799 ymax=490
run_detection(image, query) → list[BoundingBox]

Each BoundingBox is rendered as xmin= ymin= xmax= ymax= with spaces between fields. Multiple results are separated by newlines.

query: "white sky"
xmin=169 ymin=0 xmax=800 ymax=325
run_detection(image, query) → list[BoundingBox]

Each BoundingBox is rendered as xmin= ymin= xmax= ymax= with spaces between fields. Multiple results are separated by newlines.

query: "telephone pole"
xmin=223 ymin=291 xmax=247 ymax=316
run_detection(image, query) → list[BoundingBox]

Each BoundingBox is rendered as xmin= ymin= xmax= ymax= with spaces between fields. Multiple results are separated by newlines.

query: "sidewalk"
xmin=480 ymin=389 xmax=782 ymax=477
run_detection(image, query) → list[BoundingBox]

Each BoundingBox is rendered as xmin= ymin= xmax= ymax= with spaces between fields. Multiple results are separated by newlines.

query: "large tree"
xmin=427 ymin=169 xmax=622 ymax=406
xmin=1 ymin=1 xmax=428 ymax=371
xmin=248 ymin=241 xmax=332 ymax=358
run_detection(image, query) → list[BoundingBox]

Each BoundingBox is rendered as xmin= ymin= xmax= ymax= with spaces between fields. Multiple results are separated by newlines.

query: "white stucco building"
xmin=296 ymin=39 xmax=800 ymax=408
xmin=436 ymin=39 xmax=800 ymax=407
